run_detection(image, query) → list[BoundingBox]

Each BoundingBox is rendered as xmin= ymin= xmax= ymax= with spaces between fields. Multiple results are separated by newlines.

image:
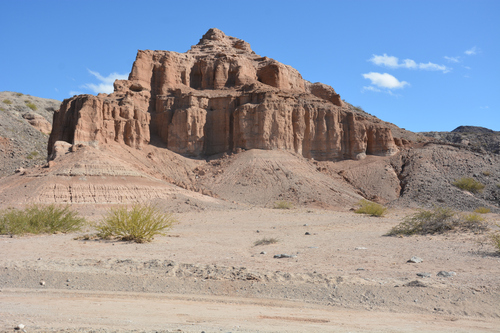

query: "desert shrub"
xmin=354 ymin=199 xmax=387 ymax=217
xmin=452 ymin=177 xmax=485 ymax=193
xmin=16 ymin=92 xmax=23 ymax=97
xmin=254 ymin=237 xmax=279 ymax=246
xmin=2 ymin=99 xmax=12 ymax=105
xmin=26 ymin=151 xmax=39 ymax=160
xmin=474 ymin=207 xmax=491 ymax=214
xmin=96 ymin=204 xmax=175 ymax=243
xmin=388 ymin=206 xmax=456 ymax=236
xmin=482 ymin=171 xmax=491 ymax=177
xmin=274 ymin=200 xmax=293 ymax=210
xmin=0 ymin=204 xmax=85 ymax=235
xmin=25 ymin=101 xmax=37 ymax=111
xmin=388 ymin=207 xmax=489 ymax=236
xmin=460 ymin=213 xmax=488 ymax=232
xmin=490 ymin=229 xmax=500 ymax=252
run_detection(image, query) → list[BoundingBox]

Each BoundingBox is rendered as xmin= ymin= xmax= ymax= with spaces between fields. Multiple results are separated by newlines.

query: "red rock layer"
xmin=49 ymin=28 xmax=398 ymax=160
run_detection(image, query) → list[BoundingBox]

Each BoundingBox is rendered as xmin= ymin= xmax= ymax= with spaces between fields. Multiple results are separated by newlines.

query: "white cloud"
xmin=362 ymin=86 xmax=382 ymax=93
xmin=465 ymin=46 xmax=477 ymax=55
xmin=369 ymin=54 xmax=450 ymax=73
xmin=419 ymin=62 xmax=450 ymax=72
xmin=362 ymin=72 xmax=409 ymax=89
xmin=81 ymin=70 xmax=128 ymax=94
xmin=444 ymin=56 xmax=460 ymax=63
xmin=369 ymin=54 xmax=400 ymax=68
xmin=69 ymin=90 xmax=84 ymax=96
xmin=480 ymin=106 xmax=489 ymax=109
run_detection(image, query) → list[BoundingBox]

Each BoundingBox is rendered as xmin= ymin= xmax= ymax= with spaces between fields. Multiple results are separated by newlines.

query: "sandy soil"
xmin=1 ymin=208 xmax=499 ymax=332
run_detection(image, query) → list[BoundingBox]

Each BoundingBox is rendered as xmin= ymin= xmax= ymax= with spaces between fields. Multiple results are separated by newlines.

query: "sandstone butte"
xmin=49 ymin=28 xmax=401 ymax=161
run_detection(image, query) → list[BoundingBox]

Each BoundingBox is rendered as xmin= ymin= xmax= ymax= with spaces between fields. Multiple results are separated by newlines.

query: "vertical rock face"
xmin=49 ymin=28 xmax=398 ymax=160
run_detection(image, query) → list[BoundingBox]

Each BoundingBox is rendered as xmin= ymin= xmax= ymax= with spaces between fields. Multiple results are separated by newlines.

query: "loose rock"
xmin=417 ymin=272 xmax=431 ymax=278
xmin=274 ymin=254 xmax=297 ymax=259
xmin=437 ymin=271 xmax=457 ymax=277
xmin=407 ymin=256 xmax=423 ymax=263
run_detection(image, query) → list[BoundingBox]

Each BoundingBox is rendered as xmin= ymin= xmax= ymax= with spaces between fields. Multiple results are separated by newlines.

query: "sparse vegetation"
xmin=96 ymin=204 xmax=176 ymax=243
xmin=254 ymin=237 xmax=279 ymax=246
xmin=474 ymin=207 xmax=491 ymax=214
xmin=452 ymin=177 xmax=485 ymax=193
xmin=353 ymin=106 xmax=364 ymax=113
xmin=25 ymin=101 xmax=37 ymax=111
xmin=490 ymin=228 xmax=500 ymax=252
xmin=387 ymin=206 xmax=487 ymax=236
xmin=354 ymin=199 xmax=387 ymax=217
xmin=460 ymin=213 xmax=487 ymax=232
xmin=274 ymin=200 xmax=293 ymax=210
xmin=2 ymin=99 xmax=12 ymax=105
xmin=482 ymin=171 xmax=491 ymax=177
xmin=0 ymin=204 xmax=85 ymax=236
xmin=16 ymin=92 xmax=23 ymax=97
xmin=26 ymin=151 xmax=39 ymax=160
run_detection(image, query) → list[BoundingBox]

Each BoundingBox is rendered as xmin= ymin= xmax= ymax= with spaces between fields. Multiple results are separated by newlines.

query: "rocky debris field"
xmin=0 ymin=91 xmax=60 ymax=177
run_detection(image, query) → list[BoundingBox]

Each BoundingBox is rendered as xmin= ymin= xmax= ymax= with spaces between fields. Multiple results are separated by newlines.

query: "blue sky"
xmin=1 ymin=0 xmax=498 ymax=132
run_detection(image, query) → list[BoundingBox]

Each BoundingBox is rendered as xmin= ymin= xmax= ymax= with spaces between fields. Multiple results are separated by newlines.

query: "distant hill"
xmin=422 ymin=126 xmax=500 ymax=155
xmin=0 ymin=91 xmax=60 ymax=177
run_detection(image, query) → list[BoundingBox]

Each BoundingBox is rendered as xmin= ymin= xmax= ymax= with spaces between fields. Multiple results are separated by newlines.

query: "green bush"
xmin=274 ymin=200 xmax=293 ymax=210
xmin=474 ymin=207 xmax=491 ymax=214
xmin=96 ymin=204 xmax=175 ymax=243
xmin=452 ymin=177 xmax=485 ymax=193
xmin=25 ymin=101 xmax=37 ymax=111
xmin=0 ymin=204 xmax=85 ymax=235
xmin=254 ymin=237 xmax=279 ymax=246
xmin=354 ymin=199 xmax=387 ymax=217
xmin=387 ymin=206 xmax=488 ymax=236
xmin=16 ymin=92 xmax=23 ymax=97
xmin=2 ymin=99 xmax=12 ymax=105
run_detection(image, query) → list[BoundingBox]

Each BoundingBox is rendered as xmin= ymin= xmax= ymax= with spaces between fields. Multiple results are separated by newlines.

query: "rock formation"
xmin=49 ymin=28 xmax=399 ymax=161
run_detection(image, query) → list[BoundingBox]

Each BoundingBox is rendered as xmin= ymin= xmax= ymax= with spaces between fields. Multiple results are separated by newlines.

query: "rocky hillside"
xmin=422 ymin=126 xmax=500 ymax=155
xmin=0 ymin=91 xmax=60 ymax=177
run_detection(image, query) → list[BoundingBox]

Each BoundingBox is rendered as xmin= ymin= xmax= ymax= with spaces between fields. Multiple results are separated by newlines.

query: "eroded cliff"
xmin=49 ymin=28 xmax=399 ymax=161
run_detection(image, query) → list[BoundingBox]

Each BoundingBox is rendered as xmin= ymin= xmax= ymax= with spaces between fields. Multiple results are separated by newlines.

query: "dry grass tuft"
xmin=274 ymin=200 xmax=293 ymax=210
xmin=354 ymin=199 xmax=387 ymax=217
xmin=474 ymin=207 xmax=491 ymax=214
xmin=453 ymin=177 xmax=485 ymax=193
xmin=96 ymin=204 xmax=175 ymax=243
xmin=0 ymin=204 xmax=85 ymax=235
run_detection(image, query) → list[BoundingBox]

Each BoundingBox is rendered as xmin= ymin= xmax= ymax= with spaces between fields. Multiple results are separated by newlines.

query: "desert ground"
xmin=1 ymin=206 xmax=499 ymax=333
